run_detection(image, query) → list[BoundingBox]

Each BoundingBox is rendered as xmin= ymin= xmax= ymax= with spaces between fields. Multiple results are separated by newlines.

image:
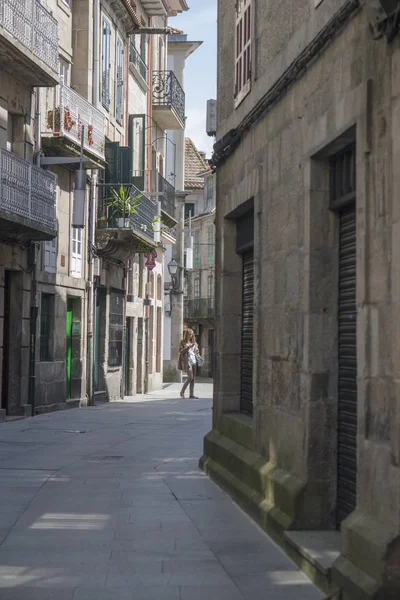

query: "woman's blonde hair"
xmin=183 ymin=328 xmax=196 ymax=345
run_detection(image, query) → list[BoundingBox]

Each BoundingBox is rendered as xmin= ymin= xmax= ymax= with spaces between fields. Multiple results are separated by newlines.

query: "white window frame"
xmin=208 ymin=275 xmax=214 ymax=309
xmin=234 ymin=0 xmax=252 ymax=108
xmin=194 ymin=277 xmax=200 ymax=299
xmin=59 ymin=57 xmax=70 ymax=86
xmin=44 ymin=238 xmax=57 ymax=273
xmin=6 ymin=113 xmax=12 ymax=152
xmin=115 ymin=36 xmax=124 ymax=125
xmin=71 ymin=227 xmax=82 ymax=278
xmin=102 ymin=17 xmax=112 ymax=111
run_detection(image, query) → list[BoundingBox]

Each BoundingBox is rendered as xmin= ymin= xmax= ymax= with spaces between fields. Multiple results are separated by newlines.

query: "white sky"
xmin=171 ymin=0 xmax=217 ymax=159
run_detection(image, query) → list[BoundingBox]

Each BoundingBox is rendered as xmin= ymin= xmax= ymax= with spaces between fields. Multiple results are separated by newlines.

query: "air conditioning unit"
xmin=206 ymin=99 xmax=217 ymax=137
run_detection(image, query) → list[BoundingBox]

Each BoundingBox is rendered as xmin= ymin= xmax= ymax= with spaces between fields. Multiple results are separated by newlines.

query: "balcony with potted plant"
xmin=41 ymin=82 xmax=106 ymax=169
xmin=96 ymin=184 xmax=158 ymax=260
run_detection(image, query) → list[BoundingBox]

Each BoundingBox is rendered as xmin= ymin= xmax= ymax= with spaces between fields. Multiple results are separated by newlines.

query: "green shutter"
xmin=119 ymin=147 xmax=130 ymax=184
xmin=105 ymin=141 xmax=120 ymax=183
xmin=128 ymin=114 xmax=145 ymax=190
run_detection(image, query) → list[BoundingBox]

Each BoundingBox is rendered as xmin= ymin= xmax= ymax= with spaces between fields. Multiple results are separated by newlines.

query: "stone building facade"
xmin=183 ymin=138 xmax=216 ymax=377
xmin=0 ymin=0 xmax=191 ymax=418
xmin=202 ymin=1 xmax=400 ymax=599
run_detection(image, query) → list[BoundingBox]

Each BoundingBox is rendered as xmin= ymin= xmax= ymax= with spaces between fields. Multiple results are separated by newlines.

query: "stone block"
xmin=305 ymin=398 xmax=337 ymax=480
xmin=219 ymin=314 xmax=243 ymax=352
xmin=338 ymin=509 xmax=394 ymax=586
xmin=358 ymin=442 xmax=397 ymax=525
xmin=262 ymin=408 xmax=305 ymax=478
xmin=285 ymin=250 xmax=301 ymax=306
xmin=219 ymin=353 xmax=241 ymax=394
xmin=364 ymin=378 xmax=391 ymax=442
xmin=270 ymin=358 xmax=301 ymax=412
xmin=392 ymin=380 xmax=400 ymax=467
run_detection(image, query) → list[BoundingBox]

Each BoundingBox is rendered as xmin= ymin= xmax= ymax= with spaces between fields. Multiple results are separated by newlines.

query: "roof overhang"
xmin=168 ymin=39 xmax=203 ymax=58
xmin=165 ymin=0 xmax=189 ymax=15
xmin=108 ymin=0 xmax=141 ymax=31
xmin=141 ymin=0 xmax=189 ymax=17
xmin=141 ymin=0 xmax=167 ymax=17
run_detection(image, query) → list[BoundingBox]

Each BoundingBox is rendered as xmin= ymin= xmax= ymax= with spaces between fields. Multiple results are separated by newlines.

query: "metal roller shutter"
xmin=241 ymin=250 xmax=254 ymax=414
xmin=337 ymin=204 xmax=357 ymax=524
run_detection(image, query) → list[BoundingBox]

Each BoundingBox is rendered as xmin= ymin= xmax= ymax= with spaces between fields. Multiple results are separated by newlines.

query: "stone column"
xmin=170 ymin=192 xmax=186 ymax=383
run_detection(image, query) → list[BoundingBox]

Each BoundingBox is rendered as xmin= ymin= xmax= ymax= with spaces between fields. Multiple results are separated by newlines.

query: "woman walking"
xmin=178 ymin=328 xmax=201 ymax=398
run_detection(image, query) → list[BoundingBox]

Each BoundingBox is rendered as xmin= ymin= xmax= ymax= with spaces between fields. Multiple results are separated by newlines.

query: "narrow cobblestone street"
xmin=0 ymin=382 xmax=324 ymax=600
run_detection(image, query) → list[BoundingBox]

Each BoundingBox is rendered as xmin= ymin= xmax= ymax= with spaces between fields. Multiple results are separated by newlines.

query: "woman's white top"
xmin=188 ymin=345 xmax=197 ymax=366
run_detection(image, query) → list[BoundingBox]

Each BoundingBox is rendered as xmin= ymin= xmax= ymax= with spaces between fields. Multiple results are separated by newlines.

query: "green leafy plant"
xmin=152 ymin=214 xmax=162 ymax=232
xmin=105 ymin=185 xmax=141 ymax=223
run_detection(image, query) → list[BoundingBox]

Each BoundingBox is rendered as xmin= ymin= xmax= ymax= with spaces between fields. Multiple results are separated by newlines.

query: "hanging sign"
xmin=145 ymin=250 xmax=157 ymax=271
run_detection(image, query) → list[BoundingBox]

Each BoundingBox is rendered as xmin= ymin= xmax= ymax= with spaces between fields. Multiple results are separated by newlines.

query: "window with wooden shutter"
xmin=44 ymin=238 xmax=57 ymax=273
xmin=208 ymin=275 xmax=214 ymax=310
xmin=71 ymin=227 xmax=82 ymax=278
xmin=116 ymin=38 xmax=124 ymax=125
xmin=235 ymin=0 xmax=252 ymax=107
xmin=194 ymin=230 xmax=200 ymax=268
xmin=208 ymin=225 xmax=214 ymax=265
xmin=194 ymin=277 xmax=200 ymax=311
xmin=102 ymin=18 xmax=111 ymax=111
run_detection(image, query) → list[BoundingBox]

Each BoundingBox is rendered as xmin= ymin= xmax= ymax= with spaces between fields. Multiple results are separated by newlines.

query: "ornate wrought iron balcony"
xmin=129 ymin=40 xmax=148 ymax=85
xmin=42 ymin=83 xmax=106 ymax=166
xmin=184 ymin=298 xmax=215 ymax=321
xmin=152 ymin=70 xmax=185 ymax=130
xmin=0 ymin=149 xmax=57 ymax=240
xmin=96 ymin=184 xmax=157 ymax=259
xmin=132 ymin=170 xmax=176 ymax=225
xmin=0 ymin=0 xmax=59 ymax=86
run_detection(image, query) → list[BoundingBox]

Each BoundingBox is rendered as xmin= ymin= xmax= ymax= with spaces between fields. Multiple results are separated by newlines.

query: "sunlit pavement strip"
xmin=0 ymin=382 xmax=324 ymax=600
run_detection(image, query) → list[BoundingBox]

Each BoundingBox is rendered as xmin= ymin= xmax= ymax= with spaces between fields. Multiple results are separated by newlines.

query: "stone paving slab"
xmin=0 ymin=382 xmax=325 ymax=600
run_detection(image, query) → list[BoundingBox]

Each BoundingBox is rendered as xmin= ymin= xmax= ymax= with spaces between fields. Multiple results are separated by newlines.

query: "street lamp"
xmin=167 ymin=258 xmax=180 ymax=291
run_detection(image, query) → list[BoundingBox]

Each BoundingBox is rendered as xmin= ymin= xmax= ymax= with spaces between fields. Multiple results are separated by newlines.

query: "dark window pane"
xmin=109 ymin=290 xmax=124 ymax=367
xmin=40 ymin=294 xmax=53 ymax=361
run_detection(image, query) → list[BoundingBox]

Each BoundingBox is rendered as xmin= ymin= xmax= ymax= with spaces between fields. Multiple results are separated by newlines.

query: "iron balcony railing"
xmin=132 ymin=170 xmax=175 ymax=220
xmin=98 ymin=183 xmax=157 ymax=244
xmin=0 ymin=148 xmax=57 ymax=231
xmin=43 ymin=83 xmax=106 ymax=160
xmin=184 ymin=298 xmax=215 ymax=320
xmin=129 ymin=40 xmax=148 ymax=84
xmin=0 ymin=0 xmax=58 ymax=74
xmin=152 ymin=70 xmax=185 ymax=127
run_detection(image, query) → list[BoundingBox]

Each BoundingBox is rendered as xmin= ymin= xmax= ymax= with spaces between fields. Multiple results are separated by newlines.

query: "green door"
xmin=66 ymin=299 xmax=73 ymax=399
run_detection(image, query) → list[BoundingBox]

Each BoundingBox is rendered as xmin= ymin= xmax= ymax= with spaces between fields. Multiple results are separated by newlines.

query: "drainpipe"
xmin=29 ymin=88 xmax=42 ymax=416
xmin=86 ymin=174 xmax=96 ymax=406
xmin=90 ymin=0 xmax=99 ymax=404
xmin=28 ymin=248 xmax=39 ymax=417
xmin=120 ymin=262 xmax=128 ymax=399
xmin=93 ymin=0 xmax=100 ymax=107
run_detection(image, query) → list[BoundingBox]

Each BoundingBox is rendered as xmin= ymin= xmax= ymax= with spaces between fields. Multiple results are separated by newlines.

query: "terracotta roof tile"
xmin=184 ymin=138 xmax=208 ymax=190
xmin=169 ymin=26 xmax=185 ymax=34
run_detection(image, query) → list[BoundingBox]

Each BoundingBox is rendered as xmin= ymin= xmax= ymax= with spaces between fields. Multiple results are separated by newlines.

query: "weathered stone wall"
xmin=217 ymin=0 xmax=349 ymax=136
xmin=211 ymin=3 xmax=400 ymax=597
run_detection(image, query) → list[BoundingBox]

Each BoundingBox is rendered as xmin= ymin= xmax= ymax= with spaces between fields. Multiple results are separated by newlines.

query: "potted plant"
xmin=97 ymin=215 xmax=107 ymax=229
xmin=106 ymin=185 xmax=141 ymax=228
